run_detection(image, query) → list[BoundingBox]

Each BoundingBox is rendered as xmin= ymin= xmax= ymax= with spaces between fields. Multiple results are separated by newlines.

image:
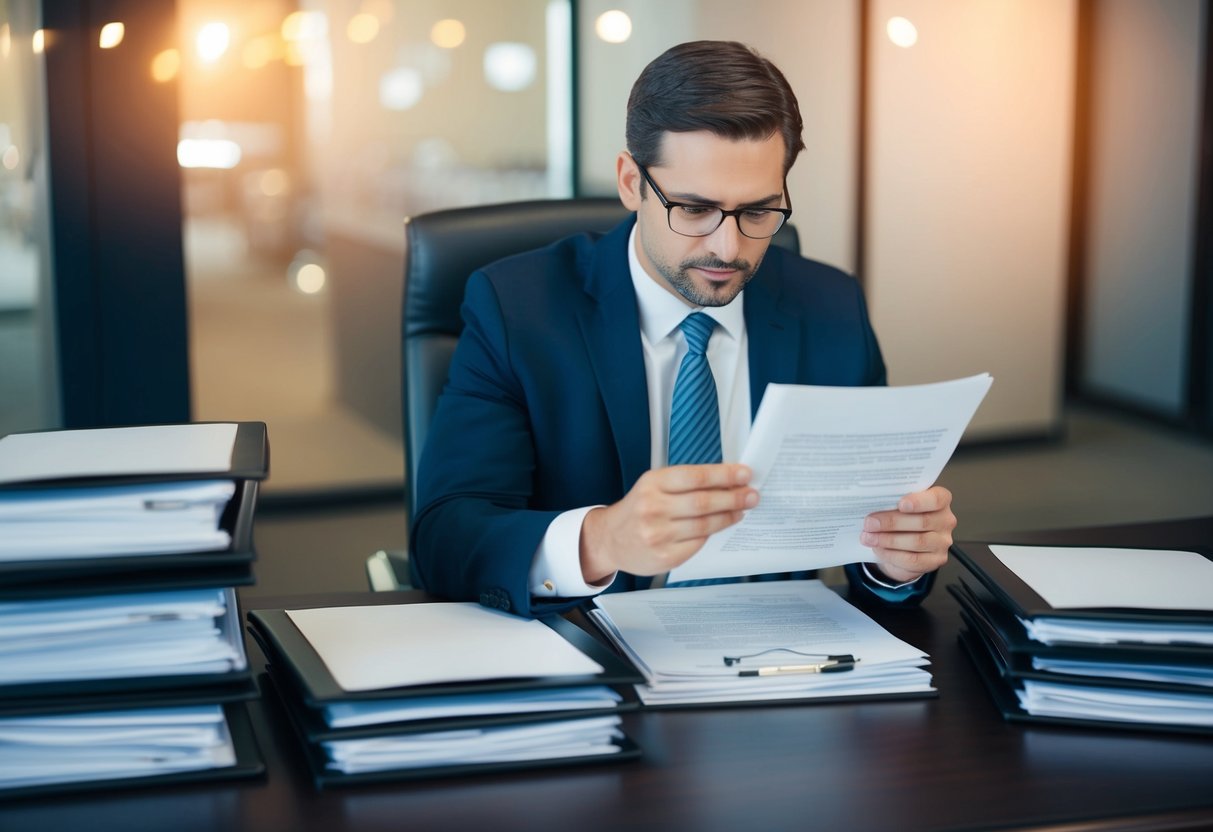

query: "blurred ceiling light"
xmin=887 ymin=16 xmax=918 ymax=48
xmin=379 ymin=67 xmax=423 ymax=110
xmin=594 ymin=10 xmax=631 ymax=44
xmin=177 ymin=138 xmax=242 ymax=169
xmin=243 ymin=35 xmax=277 ymax=69
xmin=99 ymin=22 xmax=124 ymax=49
xmin=347 ymin=13 xmax=380 ymax=44
xmin=259 ymin=168 xmax=290 ymax=197
xmin=484 ymin=42 xmax=536 ymax=92
xmin=32 ymin=29 xmax=45 ymax=55
xmin=431 ymin=19 xmax=466 ymax=50
xmin=293 ymin=262 xmax=326 ymax=295
xmin=196 ymin=21 xmax=230 ymax=63
xmin=151 ymin=48 xmax=181 ymax=82
xmin=1 ymin=145 xmax=18 ymax=171
xmin=1 ymin=23 xmax=12 ymax=58
xmin=282 ymin=11 xmax=326 ymax=43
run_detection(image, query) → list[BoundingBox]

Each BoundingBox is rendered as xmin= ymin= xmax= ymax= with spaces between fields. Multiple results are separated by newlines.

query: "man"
xmin=411 ymin=41 xmax=956 ymax=617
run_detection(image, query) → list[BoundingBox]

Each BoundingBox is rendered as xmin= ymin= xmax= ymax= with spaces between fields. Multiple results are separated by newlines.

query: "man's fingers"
xmin=657 ymin=463 xmax=752 ymax=493
xmin=862 ymin=529 xmax=951 ymax=554
xmin=666 ymin=486 xmax=757 ymax=519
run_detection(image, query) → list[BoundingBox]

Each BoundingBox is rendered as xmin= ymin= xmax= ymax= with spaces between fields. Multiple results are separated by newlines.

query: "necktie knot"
xmin=679 ymin=312 xmax=716 ymax=356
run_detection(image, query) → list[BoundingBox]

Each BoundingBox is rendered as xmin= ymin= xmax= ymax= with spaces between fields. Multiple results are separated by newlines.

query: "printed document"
xmin=590 ymin=581 xmax=932 ymax=705
xmin=668 ymin=373 xmax=992 ymax=583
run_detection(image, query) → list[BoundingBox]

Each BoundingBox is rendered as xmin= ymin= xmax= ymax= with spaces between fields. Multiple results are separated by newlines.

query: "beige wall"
xmin=865 ymin=0 xmax=1075 ymax=438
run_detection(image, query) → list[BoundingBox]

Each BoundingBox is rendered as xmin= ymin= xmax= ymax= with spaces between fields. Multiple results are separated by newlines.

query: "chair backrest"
xmin=401 ymin=197 xmax=801 ymax=520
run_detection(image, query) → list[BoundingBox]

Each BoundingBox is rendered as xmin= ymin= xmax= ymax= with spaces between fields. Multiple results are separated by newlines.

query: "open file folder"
xmin=951 ymin=541 xmax=1213 ymax=734
xmin=246 ymin=603 xmax=642 ymax=788
xmin=0 ymin=422 xmax=268 ymax=595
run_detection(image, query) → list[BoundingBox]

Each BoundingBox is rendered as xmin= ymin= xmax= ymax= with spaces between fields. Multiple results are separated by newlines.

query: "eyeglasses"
xmin=635 ymin=161 xmax=793 ymax=240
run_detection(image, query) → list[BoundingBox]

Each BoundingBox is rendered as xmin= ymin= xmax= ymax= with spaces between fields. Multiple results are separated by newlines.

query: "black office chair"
xmin=366 ymin=198 xmax=801 ymax=590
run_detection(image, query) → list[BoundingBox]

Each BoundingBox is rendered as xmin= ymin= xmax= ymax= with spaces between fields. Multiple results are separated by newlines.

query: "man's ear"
xmin=616 ymin=152 xmax=642 ymax=211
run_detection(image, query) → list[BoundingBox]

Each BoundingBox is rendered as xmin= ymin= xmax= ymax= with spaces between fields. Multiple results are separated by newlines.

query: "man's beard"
xmin=657 ymin=254 xmax=760 ymax=307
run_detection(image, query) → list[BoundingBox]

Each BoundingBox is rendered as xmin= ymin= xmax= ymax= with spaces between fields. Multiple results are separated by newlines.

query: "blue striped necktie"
xmin=668 ymin=312 xmax=722 ymax=466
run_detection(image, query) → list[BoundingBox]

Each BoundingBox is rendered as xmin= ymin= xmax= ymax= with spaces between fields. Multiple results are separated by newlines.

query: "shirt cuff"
xmin=860 ymin=562 xmax=920 ymax=591
xmin=529 ymin=506 xmax=616 ymax=598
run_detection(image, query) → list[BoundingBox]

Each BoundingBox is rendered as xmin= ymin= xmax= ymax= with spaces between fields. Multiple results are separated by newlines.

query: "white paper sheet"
xmin=989 ymin=545 xmax=1213 ymax=611
xmin=0 ymin=423 xmax=238 ymax=485
xmin=669 ymin=374 xmax=992 ymax=582
xmin=285 ymin=602 xmax=604 ymax=693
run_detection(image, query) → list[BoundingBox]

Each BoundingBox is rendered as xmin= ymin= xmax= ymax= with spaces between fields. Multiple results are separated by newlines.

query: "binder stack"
xmin=950 ymin=540 xmax=1213 ymax=735
xmin=246 ymin=601 xmax=643 ymax=788
xmin=0 ymin=423 xmax=270 ymax=797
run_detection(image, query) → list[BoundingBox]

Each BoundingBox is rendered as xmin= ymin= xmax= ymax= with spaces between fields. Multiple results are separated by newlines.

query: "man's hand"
xmin=579 ymin=464 xmax=758 ymax=584
xmin=860 ymin=486 xmax=956 ymax=584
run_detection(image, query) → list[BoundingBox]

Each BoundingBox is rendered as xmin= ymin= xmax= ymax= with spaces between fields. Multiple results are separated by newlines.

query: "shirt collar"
xmin=627 ymin=224 xmax=745 ymax=345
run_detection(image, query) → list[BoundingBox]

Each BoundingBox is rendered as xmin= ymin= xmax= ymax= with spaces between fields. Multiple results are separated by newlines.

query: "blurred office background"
xmin=1 ymin=1 xmax=1211 ymax=591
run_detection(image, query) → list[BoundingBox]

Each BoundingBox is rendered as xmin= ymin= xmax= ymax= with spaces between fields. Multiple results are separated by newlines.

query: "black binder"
xmin=950 ymin=540 xmax=1213 ymax=736
xmin=0 ymin=422 xmax=268 ymax=592
xmin=0 ymin=702 xmax=265 ymax=801
xmin=245 ymin=606 xmax=643 ymax=788
xmin=957 ymin=627 xmax=1213 ymax=737
xmin=950 ymin=540 xmax=1213 ymax=624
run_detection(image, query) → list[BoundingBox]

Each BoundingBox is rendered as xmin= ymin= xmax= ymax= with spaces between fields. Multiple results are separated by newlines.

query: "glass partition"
xmin=0 ymin=0 xmax=58 ymax=438
xmin=181 ymin=0 xmax=572 ymax=495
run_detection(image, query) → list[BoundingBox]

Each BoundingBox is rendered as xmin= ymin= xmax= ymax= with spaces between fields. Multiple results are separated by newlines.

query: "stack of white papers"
xmin=0 ymin=480 xmax=236 ymax=561
xmin=1017 ymin=681 xmax=1213 ymax=727
xmin=590 ymin=581 xmax=933 ymax=706
xmin=323 ymin=687 xmax=623 ymax=728
xmin=0 ymin=705 xmax=237 ymax=789
xmin=0 ymin=588 xmax=247 ymax=685
xmin=323 ymin=715 xmax=625 ymax=774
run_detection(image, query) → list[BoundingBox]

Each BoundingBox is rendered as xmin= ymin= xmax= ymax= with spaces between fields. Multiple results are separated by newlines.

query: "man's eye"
xmin=678 ymin=206 xmax=716 ymax=217
xmin=743 ymin=209 xmax=774 ymax=221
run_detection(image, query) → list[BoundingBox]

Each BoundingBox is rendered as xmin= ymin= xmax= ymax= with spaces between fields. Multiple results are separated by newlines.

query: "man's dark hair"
xmin=626 ymin=40 xmax=806 ymax=175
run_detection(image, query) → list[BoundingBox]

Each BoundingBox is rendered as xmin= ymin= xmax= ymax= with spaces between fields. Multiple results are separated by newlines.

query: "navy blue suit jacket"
xmin=411 ymin=215 xmax=933 ymax=617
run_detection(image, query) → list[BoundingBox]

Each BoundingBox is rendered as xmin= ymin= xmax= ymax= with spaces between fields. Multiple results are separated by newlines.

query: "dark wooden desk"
xmin=3 ymin=517 xmax=1212 ymax=832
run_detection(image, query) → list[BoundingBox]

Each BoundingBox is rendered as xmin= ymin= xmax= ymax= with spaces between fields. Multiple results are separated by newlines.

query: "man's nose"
xmin=707 ymin=214 xmax=743 ymax=263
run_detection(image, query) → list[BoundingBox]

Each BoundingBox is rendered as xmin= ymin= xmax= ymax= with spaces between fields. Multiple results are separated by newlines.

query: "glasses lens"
xmin=668 ymin=205 xmax=724 ymax=237
xmin=738 ymin=210 xmax=786 ymax=239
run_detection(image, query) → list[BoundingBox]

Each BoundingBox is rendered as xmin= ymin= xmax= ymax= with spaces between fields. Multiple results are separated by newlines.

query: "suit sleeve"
xmin=409 ymin=271 xmax=575 ymax=618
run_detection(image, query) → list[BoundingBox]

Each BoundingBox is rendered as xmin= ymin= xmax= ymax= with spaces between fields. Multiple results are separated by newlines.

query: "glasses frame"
xmin=634 ymin=160 xmax=793 ymax=240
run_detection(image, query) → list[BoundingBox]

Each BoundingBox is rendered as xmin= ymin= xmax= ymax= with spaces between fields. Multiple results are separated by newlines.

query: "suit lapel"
xmin=744 ymin=257 xmax=801 ymax=418
xmin=576 ymin=218 xmax=652 ymax=493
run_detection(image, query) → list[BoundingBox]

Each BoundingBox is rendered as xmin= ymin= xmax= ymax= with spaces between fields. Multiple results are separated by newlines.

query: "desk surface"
xmin=3 ymin=516 xmax=1212 ymax=832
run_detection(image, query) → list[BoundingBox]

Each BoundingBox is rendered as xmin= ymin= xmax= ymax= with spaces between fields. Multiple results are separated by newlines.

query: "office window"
xmin=0 ymin=1 xmax=58 ymax=437
xmin=180 ymin=0 xmax=572 ymax=495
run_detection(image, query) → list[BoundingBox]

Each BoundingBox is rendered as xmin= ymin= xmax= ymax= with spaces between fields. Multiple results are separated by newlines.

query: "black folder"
xmin=957 ymin=626 xmax=1213 ymax=737
xmin=950 ymin=540 xmax=1213 ymax=624
xmin=0 ymin=422 xmax=267 ymax=592
xmin=257 ymin=671 xmax=641 ymax=789
xmin=245 ymin=606 xmax=644 ymax=788
xmin=0 ymin=701 xmax=266 ymax=801
xmin=948 ymin=579 xmax=1213 ymax=669
xmin=246 ymin=608 xmax=643 ymax=708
